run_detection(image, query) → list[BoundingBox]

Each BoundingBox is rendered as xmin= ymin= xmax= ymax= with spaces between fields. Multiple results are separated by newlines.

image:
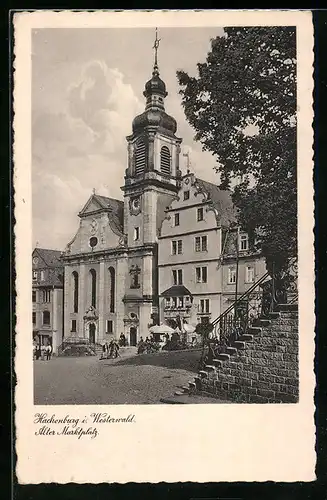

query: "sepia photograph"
xmin=14 ymin=10 xmax=315 ymax=484
xmin=31 ymin=24 xmax=300 ymax=406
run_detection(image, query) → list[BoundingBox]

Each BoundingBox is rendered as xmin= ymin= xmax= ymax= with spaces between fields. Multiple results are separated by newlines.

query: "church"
xmin=61 ymin=38 xmax=266 ymax=348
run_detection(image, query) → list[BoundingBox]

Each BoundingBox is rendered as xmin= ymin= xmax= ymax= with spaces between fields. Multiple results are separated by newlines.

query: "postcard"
xmin=14 ymin=10 xmax=315 ymax=483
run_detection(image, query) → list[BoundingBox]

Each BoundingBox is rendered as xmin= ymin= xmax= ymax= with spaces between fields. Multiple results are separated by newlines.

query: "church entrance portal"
xmin=89 ymin=323 xmax=96 ymax=344
xmin=130 ymin=327 xmax=137 ymax=346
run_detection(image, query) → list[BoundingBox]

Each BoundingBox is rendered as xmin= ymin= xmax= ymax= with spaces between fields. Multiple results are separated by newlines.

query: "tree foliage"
xmin=177 ymin=27 xmax=297 ymax=275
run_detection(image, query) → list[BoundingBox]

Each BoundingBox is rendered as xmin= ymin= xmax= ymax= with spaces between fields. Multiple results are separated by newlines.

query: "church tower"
xmin=121 ymin=29 xmax=182 ymax=341
xmin=122 ymin=29 xmax=182 ymax=248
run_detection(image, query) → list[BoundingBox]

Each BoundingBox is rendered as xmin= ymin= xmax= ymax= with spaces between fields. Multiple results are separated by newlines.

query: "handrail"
xmin=211 ymin=271 xmax=270 ymax=326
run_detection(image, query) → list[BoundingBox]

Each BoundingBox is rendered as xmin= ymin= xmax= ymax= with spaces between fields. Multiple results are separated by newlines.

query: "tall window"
xmin=33 ymin=271 xmax=37 ymax=281
xmin=195 ymin=235 xmax=207 ymax=252
xmin=239 ymin=234 xmax=249 ymax=251
xmin=135 ymin=140 xmax=146 ymax=176
xmin=72 ymin=271 xmax=79 ymax=313
xmin=134 ymin=227 xmax=140 ymax=241
xmin=228 ymin=267 xmax=236 ymax=284
xmin=108 ymin=267 xmax=115 ymax=313
xmin=172 ymin=240 xmax=183 ymax=255
xmin=200 ymin=299 xmax=210 ymax=313
xmin=42 ymin=310 xmax=50 ymax=325
xmin=196 ymin=267 xmax=208 ymax=284
xmin=172 ymin=269 xmax=183 ymax=285
xmin=245 ymin=266 xmax=255 ymax=283
xmin=32 ymin=312 xmax=36 ymax=324
xmin=42 ymin=289 xmax=51 ymax=303
xmin=160 ymin=146 xmax=171 ymax=175
xmin=197 ymin=207 xmax=204 ymax=222
xmin=32 ymin=290 xmax=36 ymax=302
xmin=71 ymin=320 xmax=77 ymax=332
xmin=174 ymin=213 xmax=180 ymax=226
xmin=184 ymin=190 xmax=190 ymax=201
xmin=106 ymin=320 xmax=113 ymax=334
xmin=40 ymin=270 xmax=45 ymax=281
xmin=89 ymin=269 xmax=97 ymax=308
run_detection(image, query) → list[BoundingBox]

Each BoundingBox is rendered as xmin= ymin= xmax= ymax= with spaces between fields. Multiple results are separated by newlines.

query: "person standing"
xmin=47 ymin=344 xmax=52 ymax=360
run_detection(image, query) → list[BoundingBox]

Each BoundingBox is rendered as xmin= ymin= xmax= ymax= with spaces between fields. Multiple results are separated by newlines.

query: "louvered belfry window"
xmin=160 ymin=146 xmax=171 ymax=175
xmin=135 ymin=140 xmax=146 ymax=176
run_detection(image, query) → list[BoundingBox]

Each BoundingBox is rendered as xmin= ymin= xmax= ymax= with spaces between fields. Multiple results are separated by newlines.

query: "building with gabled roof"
xmin=32 ymin=247 xmax=64 ymax=353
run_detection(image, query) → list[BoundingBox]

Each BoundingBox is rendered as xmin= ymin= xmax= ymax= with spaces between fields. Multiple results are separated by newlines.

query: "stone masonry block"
xmin=257 ymin=389 xmax=275 ymax=398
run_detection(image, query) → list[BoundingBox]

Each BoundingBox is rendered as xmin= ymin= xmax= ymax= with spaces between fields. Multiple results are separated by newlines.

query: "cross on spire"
xmin=153 ymin=27 xmax=161 ymax=70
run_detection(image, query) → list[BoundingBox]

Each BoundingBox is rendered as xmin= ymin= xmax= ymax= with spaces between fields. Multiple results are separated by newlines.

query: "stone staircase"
xmin=177 ymin=304 xmax=299 ymax=404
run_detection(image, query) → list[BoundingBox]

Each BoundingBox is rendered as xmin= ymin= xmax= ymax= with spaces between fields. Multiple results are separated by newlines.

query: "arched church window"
xmin=108 ymin=267 xmax=115 ymax=313
xmin=89 ymin=269 xmax=97 ymax=308
xmin=72 ymin=271 xmax=79 ymax=313
xmin=160 ymin=146 xmax=171 ymax=175
xmin=135 ymin=140 xmax=147 ymax=176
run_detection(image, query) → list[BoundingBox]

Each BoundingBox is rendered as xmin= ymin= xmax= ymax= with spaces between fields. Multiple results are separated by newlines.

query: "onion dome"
xmin=143 ymin=66 xmax=167 ymax=98
xmin=132 ymin=65 xmax=177 ymax=135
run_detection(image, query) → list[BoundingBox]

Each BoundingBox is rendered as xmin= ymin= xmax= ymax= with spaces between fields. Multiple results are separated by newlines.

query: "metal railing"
xmin=198 ymin=258 xmax=298 ymax=368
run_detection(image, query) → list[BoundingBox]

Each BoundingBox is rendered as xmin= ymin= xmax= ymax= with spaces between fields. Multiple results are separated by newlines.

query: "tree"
xmin=177 ymin=27 xmax=297 ymax=276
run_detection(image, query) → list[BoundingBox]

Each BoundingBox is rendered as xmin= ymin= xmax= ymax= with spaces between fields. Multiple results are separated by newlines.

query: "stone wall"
xmin=193 ymin=306 xmax=299 ymax=403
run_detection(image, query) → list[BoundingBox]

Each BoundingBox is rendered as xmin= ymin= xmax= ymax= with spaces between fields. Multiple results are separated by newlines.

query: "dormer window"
xmin=239 ymin=234 xmax=249 ymax=251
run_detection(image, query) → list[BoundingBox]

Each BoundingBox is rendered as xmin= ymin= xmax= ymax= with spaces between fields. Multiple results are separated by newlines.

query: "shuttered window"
xmin=160 ymin=146 xmax=171 ymax=175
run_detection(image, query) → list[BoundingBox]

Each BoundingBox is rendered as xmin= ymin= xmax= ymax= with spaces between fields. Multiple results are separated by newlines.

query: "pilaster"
xmin=63 ymin=267 xmax=70 ymax=339
xmin=142 ymin=254 xmax=153 ymax=296
xmin=78 ymin=263 xmax=86 ymax=338
xmin=52 ymin=288 xmax=58 ymax=354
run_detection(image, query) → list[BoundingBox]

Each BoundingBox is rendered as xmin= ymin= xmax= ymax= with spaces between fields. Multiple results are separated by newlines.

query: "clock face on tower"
xmin=129 ymin=196 xmax=141 ymax=215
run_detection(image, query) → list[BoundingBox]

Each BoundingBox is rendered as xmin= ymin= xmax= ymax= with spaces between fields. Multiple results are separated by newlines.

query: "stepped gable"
xmin=93 ymin=194 xmax=124 ymax=234
xmin=194 ymin=177 xmax=237 ymax=226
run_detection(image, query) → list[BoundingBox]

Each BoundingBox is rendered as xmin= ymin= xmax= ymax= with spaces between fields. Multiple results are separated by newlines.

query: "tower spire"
xmin=153 ymin=27 xmax=161 ymax=75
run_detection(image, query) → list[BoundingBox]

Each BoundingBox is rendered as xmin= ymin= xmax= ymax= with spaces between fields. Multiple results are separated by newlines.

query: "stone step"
xmin=257 ymin=319 xmax=271 ymax=327
xmin=269 ymin=312 xmax=281 ymax=319
xmin=182 ymin=386 xmax=190 ymax=393
xmin=215 ymin=353 xmax=230 ymax=361
xmin=205 ymin=365 xmax=216 ymax=372
xmin=188 ymin=381 xmax=196 ymax=389
xmin=226 ymin=346 xmax=237 ymax=356
xmin=174 ymin=391 xmax=185 ymax=396
xmin=238 ymin=334 xmax=253 ymax=341
xmin=248 ymin=326 xmax=262 ymax=335
xmin=232 ymin=341 xmax=246 ymax=349
xmin=276 ymin=303 xmax=298 ymax=312
xmin=213 ymin=358 xmax=223 ymax=368
xmin=199 ymin=370 xmax=209 ymax=378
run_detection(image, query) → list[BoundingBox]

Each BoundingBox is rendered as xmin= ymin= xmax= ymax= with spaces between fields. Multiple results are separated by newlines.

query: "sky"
xmin=32 ymin=27 xmax=225 ymax=250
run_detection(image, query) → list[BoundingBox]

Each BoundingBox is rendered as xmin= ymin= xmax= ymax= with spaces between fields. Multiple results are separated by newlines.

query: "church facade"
xmin=61 ymin=54 xmax=266 ymax=347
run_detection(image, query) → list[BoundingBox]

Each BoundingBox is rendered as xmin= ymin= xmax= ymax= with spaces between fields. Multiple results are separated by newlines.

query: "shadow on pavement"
xmin=105 ymin=348 xmax=202 ymax=373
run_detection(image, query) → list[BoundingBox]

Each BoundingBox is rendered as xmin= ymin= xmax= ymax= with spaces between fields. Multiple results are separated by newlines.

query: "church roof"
xmin=194 ymin=177 xmax=237 ymax=226
xmin=80 ymin=194 xmax=124 ymax=234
